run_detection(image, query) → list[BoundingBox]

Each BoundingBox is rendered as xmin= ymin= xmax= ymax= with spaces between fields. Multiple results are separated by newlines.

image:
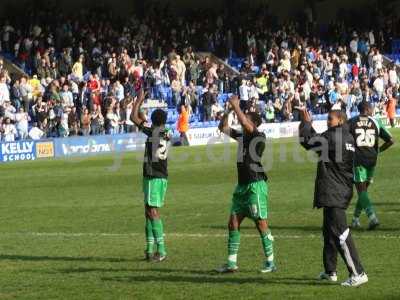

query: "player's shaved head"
xmin=151 ymin=109 xmax=167 ymax=126
xmin=247 ymin=112 xmax=262 ymax=128
xmin=358 ymin=101 xmax=373 ymax=116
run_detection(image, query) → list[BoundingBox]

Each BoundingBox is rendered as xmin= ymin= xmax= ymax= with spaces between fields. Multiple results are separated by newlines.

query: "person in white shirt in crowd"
xmin=60 ymin=107 xmax=70 ymax=137
xmin=28 ymin=122 xmax=44 ymax=140
xmin=115 ymin=102 xmax=124 ymax=134
xmin=339 ymin=58 xmax=349 ymax=80
xmin=0 ymin=72 xmax=10 ymax=106
xmin=124 ymin=100 xmax=135 ymax=133
xmin=114 ymin=81 xmax=125 ymax=102
xmin=373 ymin=72 xmax=385 ymax=100
xmin=3 ymin=99 xmax=16 ymax=120
xmin=211 ymin=101 xmax=224 ymax=121
xmin=15 ymin=107 xmax=29 ymax=140
xmin=106 ymin=106 xmax=120 ymax=134
xmin=239 ymin=79 xmax=250 ymax=110
xmin=368 ymin=30 xmax=375 ymax=46
xmin=349 ymin=33 xmax=359 ymax=56
xmin=248 ymin=78 xmax=259 ymax=101
xmin=388 ymin=64 xmax=398 ymax=86
xmin=372 ymin=49 xmax=383 ymax=75
xmin=69 ymin=79 xmax=79 ymax=102
xmin=2 ymin=117 xmax=17 ymax=142
xmin=60 ymin=83 xmax=74 ymax=108
xmin=355 ymin=53 xmax=362 ymax=68
xmin=278 ymin=51 xmax=291 ymax=73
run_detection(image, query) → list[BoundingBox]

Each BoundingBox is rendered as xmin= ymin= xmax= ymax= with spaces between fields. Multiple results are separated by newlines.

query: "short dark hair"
xmin=151 ymin=109 xmax=167 ymax=126
xmin=247 ymin=112 xmax=262 ymax=127
xmin=358 ymin=101 xmax=372 ymax=114
xmin=329 ymin=109 xmax=347 ymax=123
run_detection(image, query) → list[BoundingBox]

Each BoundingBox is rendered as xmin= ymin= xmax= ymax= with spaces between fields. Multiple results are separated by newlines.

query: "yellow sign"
xmin=36 ymin=142 xmax=54 ymax=158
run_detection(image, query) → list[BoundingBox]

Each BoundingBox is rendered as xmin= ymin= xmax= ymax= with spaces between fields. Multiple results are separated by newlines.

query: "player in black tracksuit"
xmin=299 ymin=108 xmax=368 ymax=287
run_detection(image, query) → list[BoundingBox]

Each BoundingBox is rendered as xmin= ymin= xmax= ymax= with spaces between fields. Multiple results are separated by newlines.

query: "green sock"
xmin=151 ymin=218 xmax=166 ymax=256
xmin=354 ymin=195 xmax=363 ymax=218
xmin=359 ymin=191 xmax=376 ymax=220
xmin=260 ymin=231 xmax=274 ymax=262
xmin=227 ymin=230 xmax=240 ymax=266
xmin=145 ymin=218 xmax=154 ymax=254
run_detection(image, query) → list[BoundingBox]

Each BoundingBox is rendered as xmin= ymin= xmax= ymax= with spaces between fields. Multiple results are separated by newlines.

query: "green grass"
xmin=1 ymin=130 xmax=400 ymax=299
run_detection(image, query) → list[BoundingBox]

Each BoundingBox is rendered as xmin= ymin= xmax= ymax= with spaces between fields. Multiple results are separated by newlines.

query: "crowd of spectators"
xmin=0 ymin=2 xmax=399 ymax=141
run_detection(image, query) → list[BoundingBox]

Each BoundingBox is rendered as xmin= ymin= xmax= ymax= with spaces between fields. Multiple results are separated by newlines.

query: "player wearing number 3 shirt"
xmin=348 ymin=101 xmax=394 ymax=230
xmin=131 ymin=89 xmax=171 ymax=262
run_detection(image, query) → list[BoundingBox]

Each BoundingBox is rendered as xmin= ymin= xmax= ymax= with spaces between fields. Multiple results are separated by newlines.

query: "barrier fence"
xmin=0 ymin=116 xmax=398 ymax=163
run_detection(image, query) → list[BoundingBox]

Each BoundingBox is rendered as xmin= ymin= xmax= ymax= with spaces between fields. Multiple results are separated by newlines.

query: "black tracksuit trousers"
xmin=322 ymin=207 xmax=364 ymax=275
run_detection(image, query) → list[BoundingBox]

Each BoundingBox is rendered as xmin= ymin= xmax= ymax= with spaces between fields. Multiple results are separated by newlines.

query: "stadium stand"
xmin=0 ymin=2 xmax=399 ymax=141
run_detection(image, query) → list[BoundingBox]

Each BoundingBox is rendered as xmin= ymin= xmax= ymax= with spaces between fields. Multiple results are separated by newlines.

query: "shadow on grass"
xmin=373 ymin=202 xmax=400 ymax=207
xmin=101 ymin=274 xmax=327 ymax=286
xmin=49 ymin=266 xmax=329 ymax=287
xmin=205 ymin=225 xmax=321 ymax=232
xmin=203 ymin=225 xmax=255 ymax=230
xmin=0 ymin=254 xmax=133 ymax=263
xmin=55 ymin=267 xmax=216 ymax=275
xmin=365 ymin=227 xmax=400 ymax=232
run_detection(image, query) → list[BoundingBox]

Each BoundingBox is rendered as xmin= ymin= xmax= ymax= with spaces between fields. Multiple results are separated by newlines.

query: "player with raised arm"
xmin=348 ymin=101 xmax=394 ymax=230
xmin=131 ymin=89 xmax=172 ymax=262
xmin=215 ymin=95 xmax=276 ymax=274
xmin=299 ymin=107 xmax=368 ymax=287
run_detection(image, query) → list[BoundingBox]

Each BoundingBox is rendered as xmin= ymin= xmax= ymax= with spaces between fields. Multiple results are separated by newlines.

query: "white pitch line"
xmin=0 ymin=232 xmax=399 ymax=239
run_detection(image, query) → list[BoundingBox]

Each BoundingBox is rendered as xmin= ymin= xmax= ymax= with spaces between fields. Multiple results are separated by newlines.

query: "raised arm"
xmin=298 ymin=108 xmax=324 ymax=151
xmin=131 ymin=90 xmax=146 ymax=126
xmin=218 ymin=111 xmax=230 ymax=136
xmin=228 ymin=95 xmax=255 ymax=133
xmin=218 ymin=106 xmax=242 ymax=140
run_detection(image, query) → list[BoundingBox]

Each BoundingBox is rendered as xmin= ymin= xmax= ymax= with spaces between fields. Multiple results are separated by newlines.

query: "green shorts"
xmin=354 ymin=166 xmax=375 ymax=183
xmin=231 ymin=180 xmax=269 ymax=220
xmin=143 ymin=177 xmax=168 ymax=208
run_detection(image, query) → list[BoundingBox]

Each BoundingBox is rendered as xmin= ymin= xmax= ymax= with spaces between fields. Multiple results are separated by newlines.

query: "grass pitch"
xmin=0 ymin=130 xmax=400 ymax=299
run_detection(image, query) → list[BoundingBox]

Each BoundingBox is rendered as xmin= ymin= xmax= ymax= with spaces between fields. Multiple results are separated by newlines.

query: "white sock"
xmin=267 ymin=254 xmax=274 ymax=262
xmin=228 ymin=254 xmax=237 ymax=263
xmin=368 ymin=213 xmax=377 ymax=221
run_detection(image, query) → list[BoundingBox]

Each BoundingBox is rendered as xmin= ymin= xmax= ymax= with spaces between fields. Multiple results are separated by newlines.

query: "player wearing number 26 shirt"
xmin=131 ymin=89 xmax=171 ymax=263
xmin=348 ymin=101 xmax=394 ymax=230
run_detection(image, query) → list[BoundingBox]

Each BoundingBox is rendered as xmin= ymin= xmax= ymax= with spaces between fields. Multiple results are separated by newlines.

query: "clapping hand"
xmin=296 ymin=106 xmax=312 ymax=123
xmin=228 ymin=95 xmax=240 ymax=108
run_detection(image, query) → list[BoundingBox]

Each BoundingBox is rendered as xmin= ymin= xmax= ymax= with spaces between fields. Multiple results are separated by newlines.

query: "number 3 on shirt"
xmin=355 ymin=128 xmax=375 ymax=147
